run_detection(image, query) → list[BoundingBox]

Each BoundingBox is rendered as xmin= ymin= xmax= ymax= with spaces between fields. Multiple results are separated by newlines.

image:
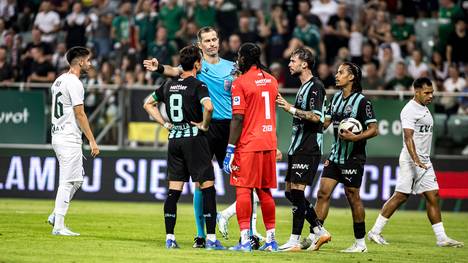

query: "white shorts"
xmin=396 ymin=154 xmax=439 ymax=195
xmin=53 ymin=144 xmax=84 ymax=183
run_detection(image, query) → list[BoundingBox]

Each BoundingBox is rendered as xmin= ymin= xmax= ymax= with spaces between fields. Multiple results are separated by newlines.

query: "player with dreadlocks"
xmin=223 ymin=43 xmax=279 ymax=252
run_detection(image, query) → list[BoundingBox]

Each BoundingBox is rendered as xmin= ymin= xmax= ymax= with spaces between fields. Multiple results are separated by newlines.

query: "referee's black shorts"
xmin=167 ymin=136 xmax=214 ymax=183
xmin=206 ymin=119 xmax=230 ymax=169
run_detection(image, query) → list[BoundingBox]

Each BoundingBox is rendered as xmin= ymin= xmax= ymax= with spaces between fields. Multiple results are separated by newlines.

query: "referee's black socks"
xmin=202 ymin=186 xmax=217 ymax=235
xmin=164 ymin=189 xmax=182 ymax=234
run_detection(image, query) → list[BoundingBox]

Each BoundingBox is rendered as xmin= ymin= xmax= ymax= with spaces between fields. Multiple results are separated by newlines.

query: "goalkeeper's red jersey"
xmin=231 ymin=66 xmax=278 ymax=153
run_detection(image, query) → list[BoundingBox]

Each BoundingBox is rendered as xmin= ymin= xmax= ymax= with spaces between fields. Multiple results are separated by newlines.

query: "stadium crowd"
xmin=0 ymin=0 xmax=467 ymax=117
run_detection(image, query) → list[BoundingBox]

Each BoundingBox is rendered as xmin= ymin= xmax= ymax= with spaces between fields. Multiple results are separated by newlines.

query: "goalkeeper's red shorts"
xmin=230 ymin=150 xmax=277 ymax=189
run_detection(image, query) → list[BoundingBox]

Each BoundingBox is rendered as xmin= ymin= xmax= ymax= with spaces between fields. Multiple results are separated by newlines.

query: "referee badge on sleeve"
xmin=233 ymin=96 xmax=241 ymax=106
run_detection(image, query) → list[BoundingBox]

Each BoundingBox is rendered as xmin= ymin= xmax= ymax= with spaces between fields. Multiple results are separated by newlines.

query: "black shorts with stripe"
xmin=321 ymin=159 xmax=364 ymax=188
xmin=167 ymin=136 xmax=214 ymax=183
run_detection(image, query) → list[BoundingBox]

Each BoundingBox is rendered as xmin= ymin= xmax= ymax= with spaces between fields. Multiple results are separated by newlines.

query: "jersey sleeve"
xmin=231 ymin=78 xmax=246 ymax=115
xmin=152 ymin=80 xmax=167 ymax=103
xmin=68 ymin=79 xmax=84 ymax=107
xmin=309 ymin=84 xmax=325 ymax=118
xmin=400 ymin=106 xmax=416 ymax=130
xmin=325 ymin=92 xmax=339 ymax=119
xmin=197 ymin=82 xmax=210 ymax=104
xmin=357 ymin=98 xmax=377 ymax=126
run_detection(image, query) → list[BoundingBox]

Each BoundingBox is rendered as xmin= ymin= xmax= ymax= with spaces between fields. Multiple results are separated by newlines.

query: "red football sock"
xmin=257 ymin=188 xmax=275 ymax=230
xmin=236 ymin=187 xmax=252 ymax=231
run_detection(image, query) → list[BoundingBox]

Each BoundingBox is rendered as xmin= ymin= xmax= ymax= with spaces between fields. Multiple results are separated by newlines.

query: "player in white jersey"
xmin=47 ymin=46 xmax=100 ymax=236
xmin=368 ymin=77 xmax=463 ymax=248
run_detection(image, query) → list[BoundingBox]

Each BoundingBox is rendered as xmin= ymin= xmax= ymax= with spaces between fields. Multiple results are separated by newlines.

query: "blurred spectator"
xmin=33 ymin=1 xmax=60 ymax=43
xmin=147 ymin=26 xmax=178 ymax=67
xmin=27 ymin=46 xmax=55 ymax=83
xmin=446 ymin=17 xmax=468 ymax=66
xmin=180 ymin=20 xmax=199 ymax=46
xmin=263 ymin=4 xmax=288 ymax=65
xmin=111 ymin=1 xmax=135 ymax=56
xmin=0 ymin=0 xmax=17 ymax=28
xmin=191 ymin=0 xmax=216 ymax=28
xmin=222 ymin=33 xmax=241 ymax=62
xmin=378 ymin=44 xmax=398 ymax=82
xmin=362 ymin=63 xmax=384 ymax=90
xmin=51 ymin=42 xmax=68 ymax=74
xmin=292 ymin=14 xmax=321 ymax=57
xmin=88 ymin=0 xmax=113 ymax=60
xmin=348 ymin=23 xmax=363 ymax=61
xmin=311 ymin=0 xmax=338 ymax=26
xmin=215 ymin=0 xmax=241 ymax=41
xmin=236 ymin=12 xmax=261 ymax=44
xmin=65 ymin=2 xmax=89 ymax=49
xmin=16 ymin=4 xmax=35 ymax=32
xmin=391 ymin=12 xmax=416 ymax=56
xmin=458 ymin=81 xmax=468 ymax=115
xmin=0 ymin=46 xmax=13 ymax=85
xmin=414 ymin=10 xmax=438 ymax=58
xmin=444 ymin=64 xmax=466 ymax=92
xmin=323 ymin=3 xmax=352 ymax=63
xmin=385 ymin=61 xmax=413 ymax=91
xmin=438 ymin=0 xmax=463 ymax=51
xmin=159 ymin=0 xmax=187 ymax=41
xmin=298 ymin=0 xmax=322 ymax=29
xmin=407 ymin=49 xmax=429 ymax=79
xmin=135 ymin=0 xmax=158 ymax=59
xmin=332 ymin=47 xmax=350 ymax=70
xmin=317 ymin=62 xmax=335 ymax=89
xmin=430 ymin=51 xmax=449 ymax=82
xmin=368 ymin=10 xmax=391 ymax=46
xmin=352 ymin=42 xmax=379 ymax=68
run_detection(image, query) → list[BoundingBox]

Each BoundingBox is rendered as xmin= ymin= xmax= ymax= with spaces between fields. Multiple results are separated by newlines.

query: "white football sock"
xmin=222 ymin=202 xmax=237 ymax=219
xmin=266 ymin=228 xmax=275 ymax=243
xmin=166 ymin=234 xmax=175 ymax=241
xmin=356 ymin=238 xmax=366 ymax=247
xmin=240 ymin=229 xmax=249 ymax=244
xmin=432 ymin=222 xmax=448 ymax=242
xmin=206 ymin=234 xmax=216 ymax=242
xmin=371 ymin=214 xmax=389 ymax=234
xmin=53 ymin=182 xmax=74 ymax=228
xmin=290 ymin=234 xmax=300 ymax=242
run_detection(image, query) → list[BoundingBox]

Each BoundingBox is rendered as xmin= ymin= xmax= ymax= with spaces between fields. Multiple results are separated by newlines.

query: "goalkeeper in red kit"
xmin=223 ymin=43 xmax=279 ymax=252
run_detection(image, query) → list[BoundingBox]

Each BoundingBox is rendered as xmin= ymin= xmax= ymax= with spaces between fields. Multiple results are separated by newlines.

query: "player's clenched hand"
xmin=90 ymin=141 xmax=100 ymax=158
xmin=190 ymin=121 xmax=208 ymax=131
xmin=143 ymin=58 xmax=159 ymax=71
xmin=339 ymin=129 xmax=359 ymax=142
xmin=223 ymin=144 xmax=236 ymax=174
xmin=163 ymin=122 xmax=174 ymax=130
xmin=275 ymin=148 xmax=282 ymax=161
xmin=415 ymin=160 xmax=428 ymax=170
xmin=276 ymin=94 xmax=291 ymax=112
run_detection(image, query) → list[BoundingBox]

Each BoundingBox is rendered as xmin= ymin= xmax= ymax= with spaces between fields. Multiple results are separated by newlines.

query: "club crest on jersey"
xmin=297 ymin=95 xmax=304 ymax=104
xmin=224 ymin=79 xmax=232 ymax=91
xmin=233 ymin=96 xmax=241 ymax=106
xmin=344 ymin=105 xmax=353 ymax=115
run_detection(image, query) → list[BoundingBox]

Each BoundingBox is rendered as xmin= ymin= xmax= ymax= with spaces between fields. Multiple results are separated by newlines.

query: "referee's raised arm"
xmin=142 ymin=58 xmax=181 ymax=77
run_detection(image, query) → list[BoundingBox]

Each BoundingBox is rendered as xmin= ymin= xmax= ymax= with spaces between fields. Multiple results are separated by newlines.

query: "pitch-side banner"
xmin=0 ymin=154 xmax=466 ymax=211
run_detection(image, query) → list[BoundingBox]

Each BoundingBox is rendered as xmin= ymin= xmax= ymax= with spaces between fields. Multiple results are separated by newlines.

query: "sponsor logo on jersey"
xmin=418 ymin=125 xmax=433 ymax=133
xmin=233 ymin=96 xmax=241 ymax=106
xmin=344 ymin=105 xmax=353 ymax=115
xmin=169 ymin=84 xmax=188 ymax=91
xmin=254 ymin=78 xmax=272 ymax=86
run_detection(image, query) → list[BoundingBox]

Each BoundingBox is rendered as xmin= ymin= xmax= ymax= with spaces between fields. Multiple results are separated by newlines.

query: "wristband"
xmin=289 ymin=107 xmax=297 ymax=116
xmin=156 ymin=64 xmax=165 ymax=74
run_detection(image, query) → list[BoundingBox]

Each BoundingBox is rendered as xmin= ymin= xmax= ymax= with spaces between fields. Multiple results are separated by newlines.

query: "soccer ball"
xmin=338 ymin=117 xmax=363 ymax=135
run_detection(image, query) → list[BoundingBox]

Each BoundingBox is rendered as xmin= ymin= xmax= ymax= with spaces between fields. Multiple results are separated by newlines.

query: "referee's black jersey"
xmin=326 ymin=91 xmax=377 ymax=164
xmin=152 ymin=76 xmax=210 ymax=139
xmin=288 ymin=77 xmax=326 ymax=156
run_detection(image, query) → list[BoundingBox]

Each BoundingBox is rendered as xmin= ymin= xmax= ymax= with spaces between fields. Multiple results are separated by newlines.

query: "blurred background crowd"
xmin=0 ymin=0 xmax=467 ymax=140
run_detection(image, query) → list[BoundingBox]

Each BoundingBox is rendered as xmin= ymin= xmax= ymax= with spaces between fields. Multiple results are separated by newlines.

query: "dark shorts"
xmin=321 ymin=160 xmax=364 ymax=188
xmin=286 ymin=154 xmax=321 ymax=185
xmin=206 ymin=119 xmax=230 ymax=169
xmin=167 ymin=136 xmax=214 ymax=183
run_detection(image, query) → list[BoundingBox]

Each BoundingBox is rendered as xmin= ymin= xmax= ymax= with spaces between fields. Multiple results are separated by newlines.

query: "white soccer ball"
xmin=338 ymin=117 xmax=363 ymax=135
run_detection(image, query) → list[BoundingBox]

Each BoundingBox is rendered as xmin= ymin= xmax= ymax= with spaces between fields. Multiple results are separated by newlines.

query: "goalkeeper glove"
xmin=223 ymin=144 xmax=236 ymax=174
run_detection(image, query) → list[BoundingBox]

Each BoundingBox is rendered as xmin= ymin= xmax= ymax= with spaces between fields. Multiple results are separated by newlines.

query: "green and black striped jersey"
xmin=288 ymin=77 xmax=326 ymax=156
xmin=326 ymin=91 xmax=377 ymax=164
xmin=152 ymin=76 xmax=210 ymax=139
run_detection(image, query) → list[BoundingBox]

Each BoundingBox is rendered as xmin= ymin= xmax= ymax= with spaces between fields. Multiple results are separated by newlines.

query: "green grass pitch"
xmin=0 ymin=199 xmax=467 ymax=262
